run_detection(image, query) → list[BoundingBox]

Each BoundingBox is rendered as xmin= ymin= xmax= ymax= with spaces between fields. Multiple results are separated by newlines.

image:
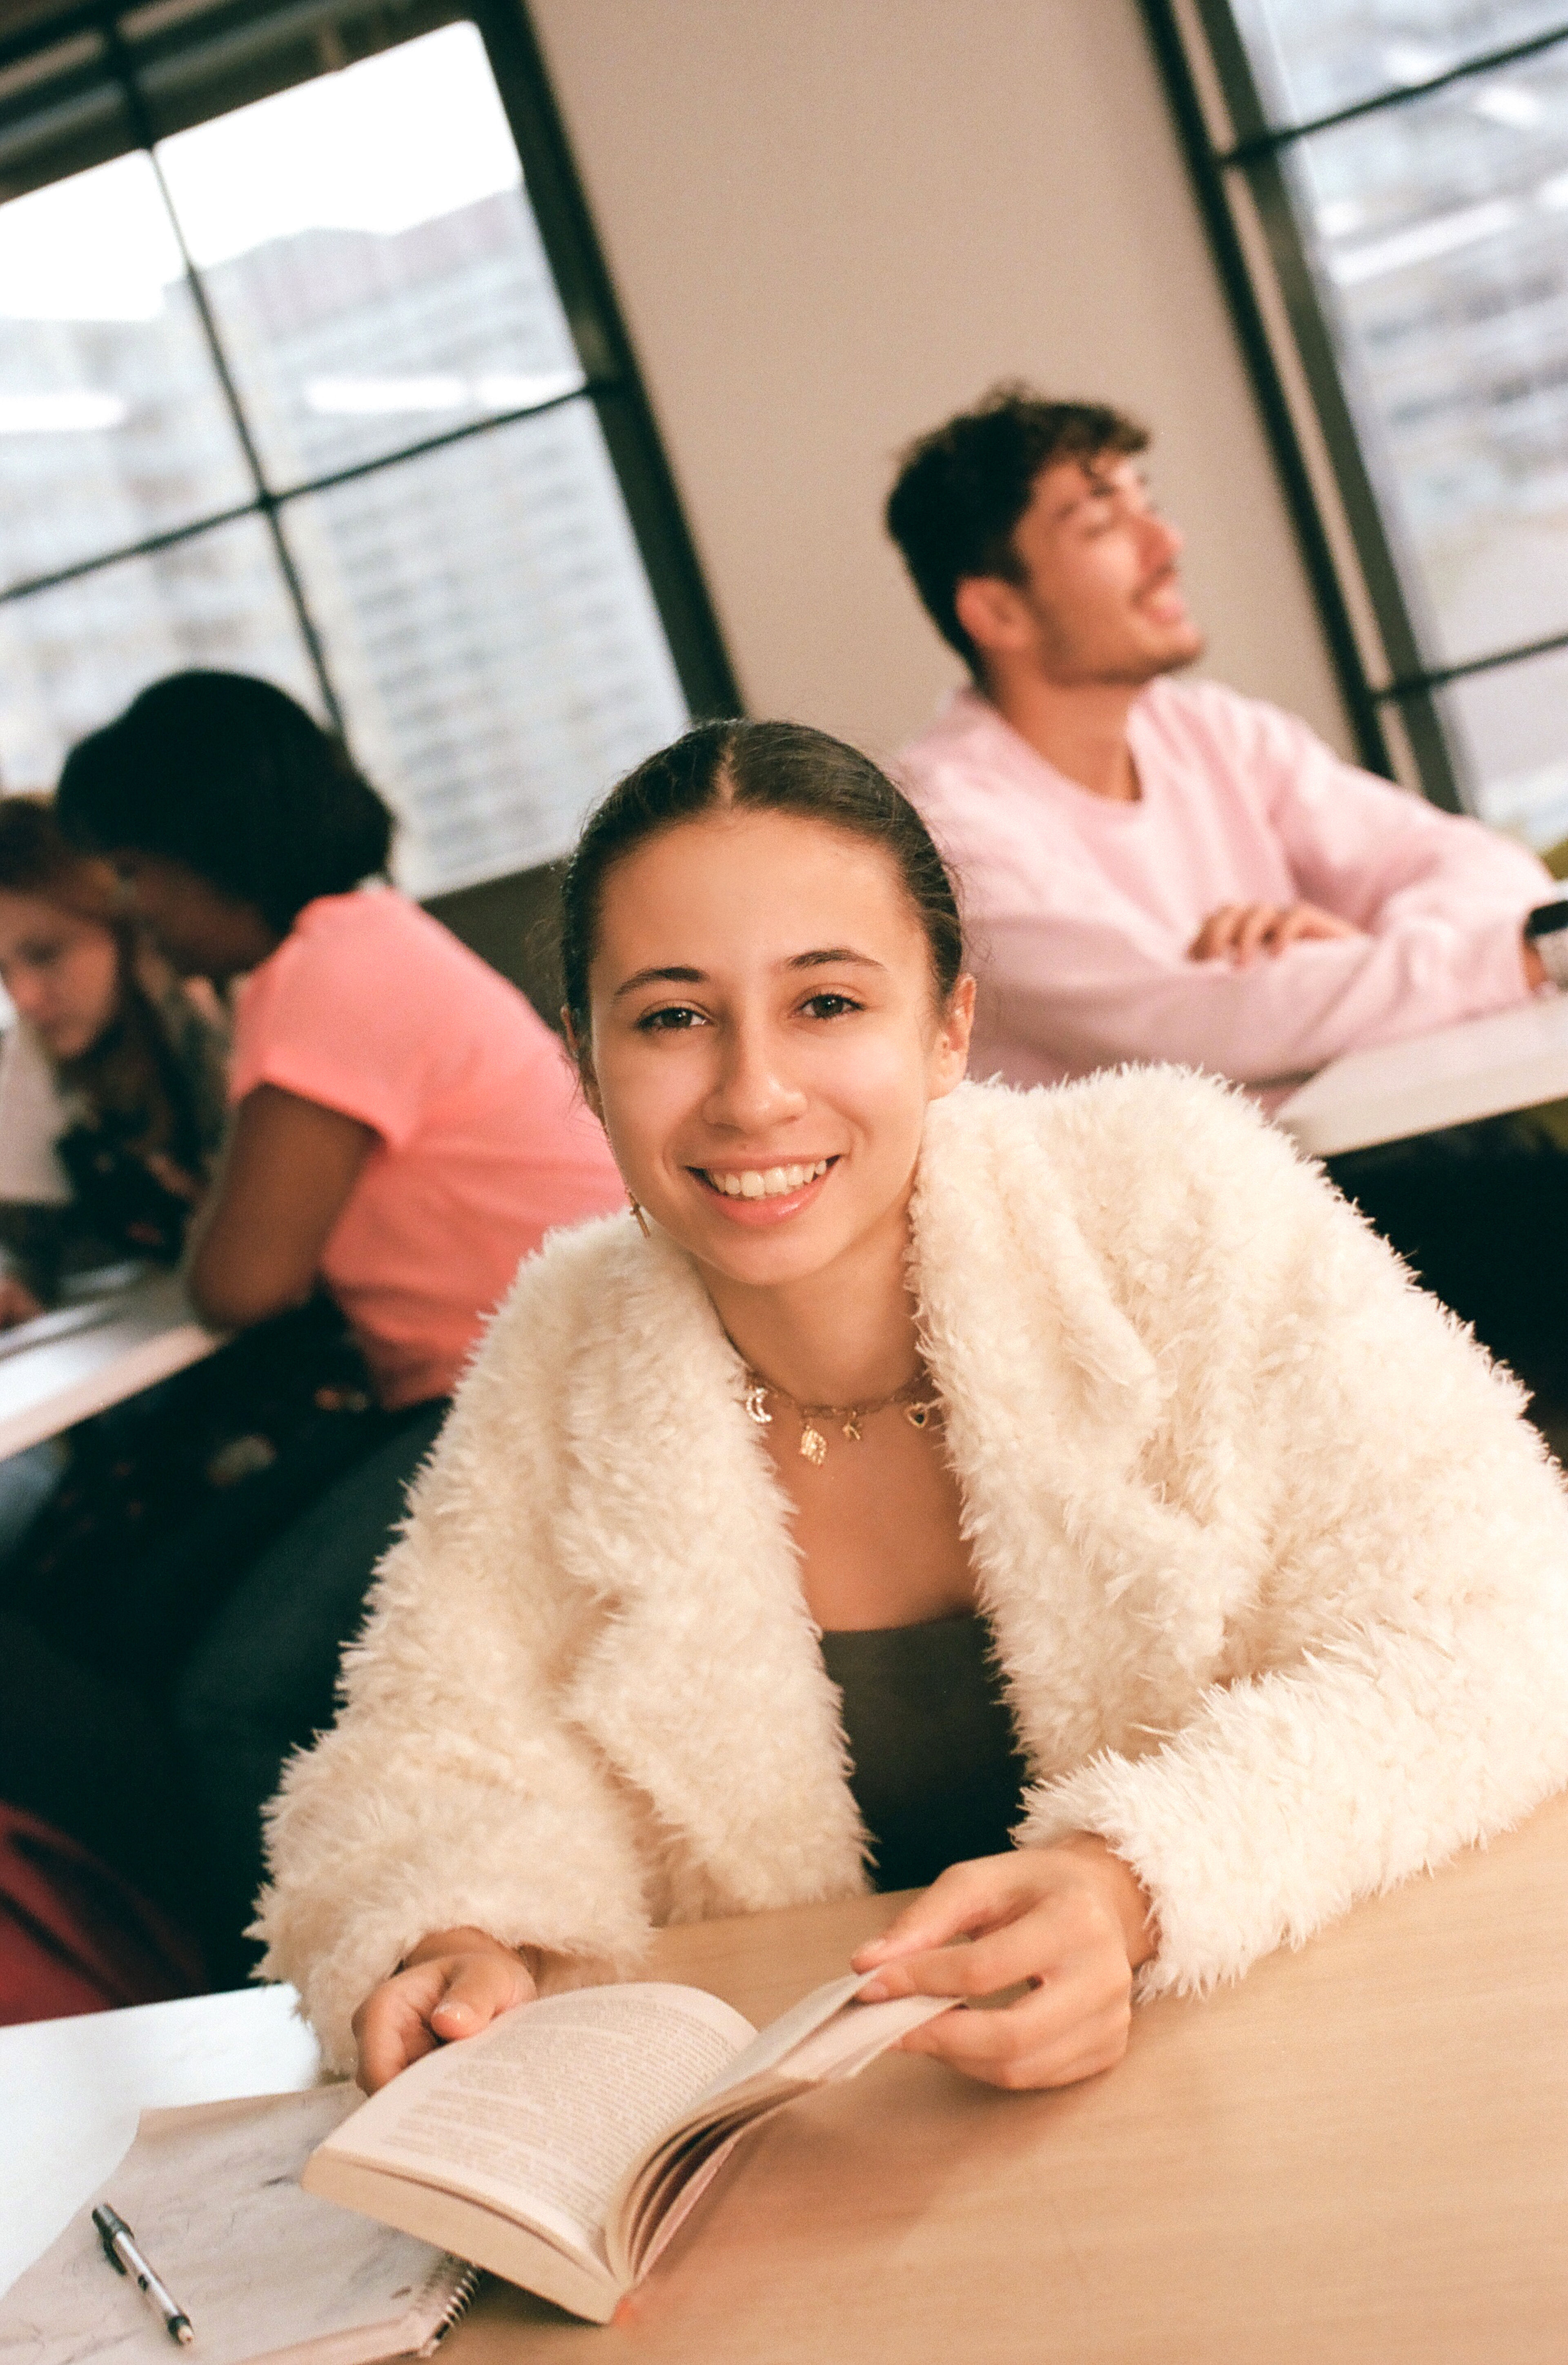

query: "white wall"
xmin=530 ymin=0 xmax=1352 ymax=768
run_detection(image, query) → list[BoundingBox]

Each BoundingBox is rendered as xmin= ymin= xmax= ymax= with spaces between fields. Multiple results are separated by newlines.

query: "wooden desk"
xmin=0 ymin=1269 xmax=218 ymax=1460
xmin=9 ymin=1797 xmax=1568 ymax=2361
xmin=1277 ymin=993 xmax=1568 ymax=1157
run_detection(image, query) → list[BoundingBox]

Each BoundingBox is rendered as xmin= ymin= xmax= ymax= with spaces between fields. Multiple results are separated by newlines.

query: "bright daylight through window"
xmin=0 ymin=16 xmax=694 ymax=897
xmin=1159 ymin=2 xmax=1568 ymax=844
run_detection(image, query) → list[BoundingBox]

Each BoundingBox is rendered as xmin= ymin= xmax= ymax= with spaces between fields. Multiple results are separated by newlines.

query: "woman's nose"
xmin=704 ymin=1022 xmax=806 ymax=1131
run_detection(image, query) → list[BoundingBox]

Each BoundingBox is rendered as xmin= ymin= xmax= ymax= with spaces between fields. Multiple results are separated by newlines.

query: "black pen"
xmin=92 ymin=2204 xmax=195 ymax=2346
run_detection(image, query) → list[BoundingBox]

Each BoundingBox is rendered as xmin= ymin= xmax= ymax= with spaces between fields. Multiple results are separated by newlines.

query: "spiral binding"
xmin=418 ymin=2262 xmax=481 ymax=2355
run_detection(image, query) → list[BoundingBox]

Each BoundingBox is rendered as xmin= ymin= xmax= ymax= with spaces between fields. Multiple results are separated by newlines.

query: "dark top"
xmin=819 ymin=1610 xmax=1029 ymax=1893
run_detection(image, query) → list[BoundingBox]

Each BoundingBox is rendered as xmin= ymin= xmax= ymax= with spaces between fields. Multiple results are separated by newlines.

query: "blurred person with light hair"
xmin=0 ymin=792 xmax=226 ymax=1329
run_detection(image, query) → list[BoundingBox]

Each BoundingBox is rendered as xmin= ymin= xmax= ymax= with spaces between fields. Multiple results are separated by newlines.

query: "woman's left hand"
xmin=849 ymin=1835 xmax=1156 ymax=2090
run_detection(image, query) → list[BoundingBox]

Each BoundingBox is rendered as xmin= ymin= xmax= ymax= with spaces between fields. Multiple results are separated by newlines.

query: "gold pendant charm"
xmin=905 ymin=1399 xmax=936 ymax=1430
xmin=799 ymin=1422 xmax=828 ymax=1465
xmin=841 ymin=1412 xmax=863 ymax=1442
xmin=744 ymin=1385 xmax=773 ymax=1427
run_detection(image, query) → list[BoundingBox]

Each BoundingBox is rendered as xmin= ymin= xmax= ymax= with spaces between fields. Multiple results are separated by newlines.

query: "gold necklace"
xmin=742 ymin=1366 xmax=943 ymax=1466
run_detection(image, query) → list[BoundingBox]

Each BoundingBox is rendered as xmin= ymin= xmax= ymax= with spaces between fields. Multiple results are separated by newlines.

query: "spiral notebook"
xmin=0 ymin=2085 xmax=477 ymax=2365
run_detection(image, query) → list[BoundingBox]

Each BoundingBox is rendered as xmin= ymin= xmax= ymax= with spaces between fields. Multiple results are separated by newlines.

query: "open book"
xmin=305 ymin=1971 xmax=953 ymax=2323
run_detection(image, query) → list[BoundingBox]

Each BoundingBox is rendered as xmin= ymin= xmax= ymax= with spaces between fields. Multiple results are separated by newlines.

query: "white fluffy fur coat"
xmin=257 ymin=1072 xmax=1568 ymax=2072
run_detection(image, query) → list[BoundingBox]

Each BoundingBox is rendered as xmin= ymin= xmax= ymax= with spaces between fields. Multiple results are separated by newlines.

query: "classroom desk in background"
xmin=0 ymin=1268 xmax=218 ymax=1462
xmin=1277 ymin=991 xmax=1568 ymax=1157
xmin=7 ymin=1791 xmax=1568 ymax=2363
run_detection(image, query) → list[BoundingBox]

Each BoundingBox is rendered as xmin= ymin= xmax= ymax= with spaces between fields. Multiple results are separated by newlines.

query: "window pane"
xmin=0 ymin=149 xmax=259 ymax=590
xmin=280 ymin=400 xmax=688 ymax=896
xmin=1283 ymin=39 xmax=1568 ymax=668
xmin=1231 ymin=2 xmax=1568 ymax=128
xmin=155 ymin=23 xmax=585 ymax=490
xmin=0 ymin=516 xmax=319 ymax=789
xmin=1439 ymin=643 xmax=1568 ymax=843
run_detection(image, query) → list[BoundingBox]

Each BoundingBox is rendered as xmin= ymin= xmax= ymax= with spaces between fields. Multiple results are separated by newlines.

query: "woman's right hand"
xmin=351 ymin=1926 xmax=539 ymax=2091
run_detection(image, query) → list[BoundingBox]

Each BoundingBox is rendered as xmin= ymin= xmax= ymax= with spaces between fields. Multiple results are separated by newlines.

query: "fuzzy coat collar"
xmin=546 ymin=1082 xmax=1267 ymax=1914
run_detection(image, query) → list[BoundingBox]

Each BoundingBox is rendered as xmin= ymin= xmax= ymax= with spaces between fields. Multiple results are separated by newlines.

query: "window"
xmin=0 ymin=1 xmax=736 ymax=897
xmin=1148 ymin=2 xmax=1568 ymax=846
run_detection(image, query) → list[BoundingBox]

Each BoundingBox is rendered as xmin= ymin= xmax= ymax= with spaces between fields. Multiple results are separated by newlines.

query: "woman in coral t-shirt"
xmin=60 ymin=674 xmax=622 ymax=1408
xmin=58 ymin=670 xmax=625 ymax=1971
xmin=226 ymin=884 xmax=619 ymax=1410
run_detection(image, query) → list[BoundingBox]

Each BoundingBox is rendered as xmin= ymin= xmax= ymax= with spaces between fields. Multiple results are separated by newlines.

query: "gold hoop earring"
xmin=628 ymin=1195 xmax=650 ymax=1239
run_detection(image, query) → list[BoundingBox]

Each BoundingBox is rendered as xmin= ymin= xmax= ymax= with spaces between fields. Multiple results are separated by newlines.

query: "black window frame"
xmin=1143 ymin=0 xmax=1568 ymax=817
xmin=0 ymin=0 xmax=740 ymax=757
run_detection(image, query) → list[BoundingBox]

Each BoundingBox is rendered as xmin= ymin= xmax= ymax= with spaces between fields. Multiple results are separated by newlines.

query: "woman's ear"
xmin=929 ymin=973 xmax=976 ymax=1100
xmin=563 ymin=1011 xmax=604 ymax=1121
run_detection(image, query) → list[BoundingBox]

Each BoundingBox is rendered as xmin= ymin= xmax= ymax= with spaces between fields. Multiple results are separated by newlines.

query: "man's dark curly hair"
xmin=886 ymin=384 xmax=1149 ymax=673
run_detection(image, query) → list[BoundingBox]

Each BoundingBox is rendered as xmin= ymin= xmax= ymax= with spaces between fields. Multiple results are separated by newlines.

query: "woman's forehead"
xmin=0 ymin=887 xmax=93 ymax=945
xmin=598 ymin=809 xmax=918 ymax=945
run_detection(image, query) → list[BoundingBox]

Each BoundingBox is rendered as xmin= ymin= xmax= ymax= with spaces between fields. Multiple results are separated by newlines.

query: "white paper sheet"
xmin=0 ymin=2087 xmax=472 ymax=2365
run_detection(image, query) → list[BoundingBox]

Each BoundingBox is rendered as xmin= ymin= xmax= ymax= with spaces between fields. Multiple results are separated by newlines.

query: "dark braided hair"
xmin=57 ymin=671 xmax=393 ymax=937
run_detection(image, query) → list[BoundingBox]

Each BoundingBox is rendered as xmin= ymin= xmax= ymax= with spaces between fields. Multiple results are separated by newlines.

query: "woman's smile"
xmin=690 ymin=1154 xmax=838 ymax=1224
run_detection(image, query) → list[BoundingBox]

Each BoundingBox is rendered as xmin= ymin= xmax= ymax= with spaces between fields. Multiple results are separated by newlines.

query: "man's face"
xmin=989 ymin=453 xmax=1205 ymax=688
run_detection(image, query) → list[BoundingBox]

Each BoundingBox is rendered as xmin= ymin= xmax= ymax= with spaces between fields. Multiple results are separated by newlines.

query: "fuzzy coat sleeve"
xmin=1018 ymin=1079 xmax=1568 ymax=1996
xmin=252 ymin=1223 xmax=653 ymax=2071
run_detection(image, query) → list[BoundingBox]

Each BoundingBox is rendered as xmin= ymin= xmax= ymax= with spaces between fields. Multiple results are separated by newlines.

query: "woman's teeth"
xmin=704 ymin=1159 xmax=831 ymax=1200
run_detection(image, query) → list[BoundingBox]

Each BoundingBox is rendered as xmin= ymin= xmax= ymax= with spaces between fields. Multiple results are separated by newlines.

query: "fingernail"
xmin=436 ymin=2000 xmax=473 ymax=2024
xmin=858 ymin=1978 xmax=891 ymax=2001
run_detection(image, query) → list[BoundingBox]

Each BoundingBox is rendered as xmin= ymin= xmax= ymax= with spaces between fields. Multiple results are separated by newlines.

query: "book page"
xmin=765 ymin=1987 xmax=956 ymax=2083
xmin=612 ymin=2100 xmax=802 ymax=2286
xmin=604 ymin=1975 xmax=956 ymax=2282
xmin=691 ymin=1971 xmax=955 ymax=2107
xmin=0 ymin=2088 xmax=472 ymax=2365
xmin=321 ymin=1985 xmax=755 ymax=2270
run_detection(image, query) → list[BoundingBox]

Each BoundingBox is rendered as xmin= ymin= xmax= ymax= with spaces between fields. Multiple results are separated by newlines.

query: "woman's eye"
xmin=636 ymin=1004 xmax=706 ymax=1033
xmin=801 ymin=992 xmax=862 ymax=1020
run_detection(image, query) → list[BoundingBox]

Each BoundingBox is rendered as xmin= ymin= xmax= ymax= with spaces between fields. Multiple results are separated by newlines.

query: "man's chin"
xmin=1098 ymin=630 xmax=1206 ymax=688
xmin=1035 ymin=619 xmax=1207 ymax=693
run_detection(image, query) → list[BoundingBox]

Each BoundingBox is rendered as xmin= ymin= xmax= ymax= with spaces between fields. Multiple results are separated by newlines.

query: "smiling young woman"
xmin=562 ymin=736 xmax=977 ymax=1641
xmin=257 ymin=719 xmax=1568 ymax=2100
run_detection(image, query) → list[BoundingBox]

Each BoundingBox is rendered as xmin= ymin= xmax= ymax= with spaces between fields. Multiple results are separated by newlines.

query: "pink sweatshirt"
xmin=898 ymin=679 xmax=1549 ymax=1102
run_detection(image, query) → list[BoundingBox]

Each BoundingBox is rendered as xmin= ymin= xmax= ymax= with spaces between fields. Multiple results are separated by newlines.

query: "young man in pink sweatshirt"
xmin=889 ymin=385 xmax=1567 ymax=1405
xmin=889 ymin=385 xmax=1554 ymax=1104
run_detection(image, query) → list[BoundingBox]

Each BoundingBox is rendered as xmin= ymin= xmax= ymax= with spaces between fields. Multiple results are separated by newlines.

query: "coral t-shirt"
xmin=230 ymin=890 xmax=624 ymax=1408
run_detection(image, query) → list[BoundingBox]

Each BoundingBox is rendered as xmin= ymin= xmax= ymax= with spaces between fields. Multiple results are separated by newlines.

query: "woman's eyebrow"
xmin=613 ymin=949 xmax=886 ymax=1000
xmin=787 ymin=947 xmax=887 ymax=972
xmin=612 ymin=963 xmax=706 ymax=1000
